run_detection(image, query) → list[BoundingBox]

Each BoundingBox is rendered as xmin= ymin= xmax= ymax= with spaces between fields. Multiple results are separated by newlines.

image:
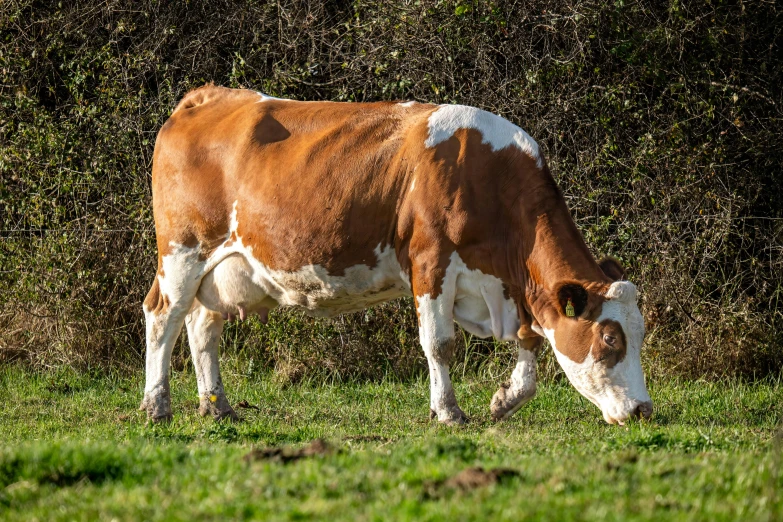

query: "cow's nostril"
xmin=634 ymin=401 xmax=653 ymax=419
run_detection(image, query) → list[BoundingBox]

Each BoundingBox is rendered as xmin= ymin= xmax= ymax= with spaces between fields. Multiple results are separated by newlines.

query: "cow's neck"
xmin=512 ymin=171 xmax=607 ymax=329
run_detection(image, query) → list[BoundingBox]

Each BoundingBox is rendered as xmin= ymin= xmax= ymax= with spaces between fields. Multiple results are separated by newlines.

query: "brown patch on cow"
xmin=243 ymin=439 xmax=335 ymax=464
xmin=251 ymin=112 xmax=291 ymax=145
xmin=598 ymin=256 xmax=626 ymax=281
xmin=592 ymin=319 xmax=628 ymax=368
xmin=552 ymin=313 xmax=628 ymax=366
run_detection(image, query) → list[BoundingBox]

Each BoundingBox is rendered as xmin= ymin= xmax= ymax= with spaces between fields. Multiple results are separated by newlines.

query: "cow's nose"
xmin=634 ymin=401 xmax=653 ymax=419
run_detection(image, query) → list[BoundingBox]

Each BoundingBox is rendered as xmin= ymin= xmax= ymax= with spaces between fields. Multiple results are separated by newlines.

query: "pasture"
xmin=2 ymin=364 xmax=780 ymax=521
xmin=2 ymin=2 xmax=781 ymax=521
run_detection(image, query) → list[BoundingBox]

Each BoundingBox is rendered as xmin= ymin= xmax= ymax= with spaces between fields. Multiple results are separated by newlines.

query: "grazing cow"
xmin=140 ymin=85 xmax=652 ymax=425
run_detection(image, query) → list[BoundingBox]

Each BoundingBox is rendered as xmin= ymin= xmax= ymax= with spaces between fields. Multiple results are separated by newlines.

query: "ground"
xmin=1 ymin=365 xmax=781 ymax=521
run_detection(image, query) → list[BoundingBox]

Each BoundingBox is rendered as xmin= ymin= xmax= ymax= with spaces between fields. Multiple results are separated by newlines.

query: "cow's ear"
xmin=553 ymin=282 xmax=588 ymax=319
xmin=598 ymin=256 xmax=625 ymax=282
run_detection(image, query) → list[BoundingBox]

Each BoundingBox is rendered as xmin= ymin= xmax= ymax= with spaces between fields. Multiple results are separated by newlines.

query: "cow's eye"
xmin=603 ymin=334 xmax=616 ymax=346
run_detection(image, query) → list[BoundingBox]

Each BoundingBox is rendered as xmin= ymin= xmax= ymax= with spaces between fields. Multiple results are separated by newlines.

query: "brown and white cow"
xmin=140 ymin=85 xmax=652 ymax=425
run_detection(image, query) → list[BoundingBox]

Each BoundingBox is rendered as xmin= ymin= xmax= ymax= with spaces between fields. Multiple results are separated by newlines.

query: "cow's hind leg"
xmin=186 ymin=302 xmax=237 ymax=421
xmin=140 ymin=246 xmax=204 ymax=422
xmin=490 ymin=336 xmax=541 ymax=421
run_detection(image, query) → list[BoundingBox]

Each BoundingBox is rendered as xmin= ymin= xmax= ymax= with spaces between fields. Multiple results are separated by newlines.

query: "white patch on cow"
xmin=144 ymin=242 xmax=205 ymax=405
xmin=399 ymin=101 xmax=417 ymax=107
xmin=415 ymin=252 xmax=520 ymax=421
xmin=530 ymin=323 xmax=545 ymax=337
xmin=256 ymin=92 xmax=288 ymax=102
xmin=416 ymin=291 xmax=456 ymax=418
xmin=415 ymin=257 xmax=459 ymax=419
xmin=424 ymin=104 xmax=542 ymax=167
xmin=409 ymin=177 xmax=416 ymax=192
xmin=544 ymin=280 xmax=650 ymax=424
xmin=185 ymin=304 xmax=223 ymax=398
xmin=195 ymin=202 xmax=411 ymax=318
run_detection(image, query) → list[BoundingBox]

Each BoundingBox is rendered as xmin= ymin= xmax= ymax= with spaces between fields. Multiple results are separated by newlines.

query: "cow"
xmin=140 ymin=85 xmax=652 ymax=426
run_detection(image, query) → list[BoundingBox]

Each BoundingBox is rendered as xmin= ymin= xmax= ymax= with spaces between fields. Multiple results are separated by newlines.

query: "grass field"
xmin=1 ymin=364 xmax=781 ymax=521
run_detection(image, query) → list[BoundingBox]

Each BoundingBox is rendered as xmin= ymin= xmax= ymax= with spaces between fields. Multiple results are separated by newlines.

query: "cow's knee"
xmin=490 ymin=339 xmax=540 ymax=421
xmin=490 ymin=380 xmax=536 ymax=421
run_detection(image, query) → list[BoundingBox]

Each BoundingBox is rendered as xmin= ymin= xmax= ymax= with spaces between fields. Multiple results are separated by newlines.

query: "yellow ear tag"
xmin=565 ymin=299 xmax=575 ymax=317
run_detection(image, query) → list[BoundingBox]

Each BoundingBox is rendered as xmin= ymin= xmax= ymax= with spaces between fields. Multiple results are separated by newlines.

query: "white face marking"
xmin=545 ymin=281 xmax=650 ymax=424
xmin=425 ymin=104 xmax=542 ymax=167
xmin=399 ymin=101 xmax=417 ymax=107
xmin=409 ymin=177 xmax=416 ymax=192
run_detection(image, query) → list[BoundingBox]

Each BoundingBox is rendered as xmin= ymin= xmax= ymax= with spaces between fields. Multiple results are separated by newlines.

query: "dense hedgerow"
xmin=1 ymin=0 xmax=781 ymax=379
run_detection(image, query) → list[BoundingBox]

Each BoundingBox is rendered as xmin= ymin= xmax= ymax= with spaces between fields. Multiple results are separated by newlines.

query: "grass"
xmin=1 ymin=363 xmax=781 ymax=521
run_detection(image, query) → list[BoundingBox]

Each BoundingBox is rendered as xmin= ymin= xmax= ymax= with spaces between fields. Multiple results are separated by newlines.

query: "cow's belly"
xmin=196 ymin=245 xmax=412 ymax=318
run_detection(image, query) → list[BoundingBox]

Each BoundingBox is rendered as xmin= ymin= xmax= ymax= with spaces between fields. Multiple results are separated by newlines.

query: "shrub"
xmin=1 ymin=0 xmax=781 ymax=379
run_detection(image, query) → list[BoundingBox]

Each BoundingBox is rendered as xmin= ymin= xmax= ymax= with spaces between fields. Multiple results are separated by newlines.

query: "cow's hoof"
xmin=434 ymin=407 xmax=469 ymax=426
xmin=490 ymin=383 xmax=534 ymax=421
xmin=215 ymin=408 xmax=240 ymax=422
xmin=142 ymin=391 xmax=173 ymax=423
xmin=199 ymin=394 xmax=239 ymax=422
xmin=150 ymin=412 xmax=174 ymax=424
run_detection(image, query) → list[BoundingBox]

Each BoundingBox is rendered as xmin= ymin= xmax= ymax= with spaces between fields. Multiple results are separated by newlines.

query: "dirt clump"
xmin=235 ymin=400 xmax=260 ymax=411
xmin=423 ymin=466 xmax=520 ymax=498
xmin=243 ymin=438 xmax=335 ymax=464
xmin=445 ymin=467 xmax=519 ymax=490
xmin=342 ymin=435 xmax=390 ymax=443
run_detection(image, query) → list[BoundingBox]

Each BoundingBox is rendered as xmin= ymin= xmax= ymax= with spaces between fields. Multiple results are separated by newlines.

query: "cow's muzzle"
xmin=605 ymin=400 xmax=653 ymax=425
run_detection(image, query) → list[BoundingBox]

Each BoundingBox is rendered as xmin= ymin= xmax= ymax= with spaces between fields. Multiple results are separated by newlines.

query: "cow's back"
xmin=151 ymin=86 xmax=436 ymax=274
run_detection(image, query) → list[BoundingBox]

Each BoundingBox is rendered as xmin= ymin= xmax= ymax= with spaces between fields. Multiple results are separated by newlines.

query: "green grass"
xmin=1 ymin=364 xmax=781 ymax=521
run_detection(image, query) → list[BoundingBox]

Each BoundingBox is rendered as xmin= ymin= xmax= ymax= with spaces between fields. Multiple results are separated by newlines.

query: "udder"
xmin=196 ymin=254 xmax=276 ymax=322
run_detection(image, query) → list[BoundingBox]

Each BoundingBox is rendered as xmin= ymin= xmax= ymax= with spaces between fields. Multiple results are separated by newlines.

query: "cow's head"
xmin=542 ymin=258 xmax=652 ymax=424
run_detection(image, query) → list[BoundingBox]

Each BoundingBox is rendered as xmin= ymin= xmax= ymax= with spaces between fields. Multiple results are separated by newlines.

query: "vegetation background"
xmin=1 ymin=0 xmax=781 ymax=380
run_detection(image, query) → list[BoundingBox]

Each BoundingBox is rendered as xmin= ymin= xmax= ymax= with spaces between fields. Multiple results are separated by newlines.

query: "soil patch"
xmin=343 ymin=435 xmax=390 ymax=443
xmin=423 ymin=467 xmax=520 ymax=498
xmin=243 ymin=439 xmax=335 ymax=464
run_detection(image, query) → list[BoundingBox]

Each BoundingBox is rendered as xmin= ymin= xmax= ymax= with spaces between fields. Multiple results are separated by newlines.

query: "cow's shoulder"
xmin=422 ymin=104 xmax=541 ymax=166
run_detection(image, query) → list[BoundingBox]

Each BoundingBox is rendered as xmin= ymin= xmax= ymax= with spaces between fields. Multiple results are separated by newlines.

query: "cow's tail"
xmin=143 ymin=274 xmax=169 ymax=315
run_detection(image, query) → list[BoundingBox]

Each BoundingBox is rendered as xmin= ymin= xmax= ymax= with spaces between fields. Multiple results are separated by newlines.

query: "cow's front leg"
xmin=416 ymin=292 xmax=467 ymax=425
xmin=491 ymin=336 xmax=542 ymax=421
xmin=185 ymin=303 xmax=237 ymax=421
